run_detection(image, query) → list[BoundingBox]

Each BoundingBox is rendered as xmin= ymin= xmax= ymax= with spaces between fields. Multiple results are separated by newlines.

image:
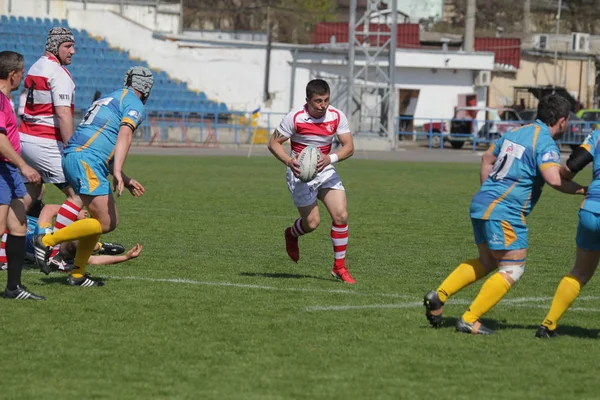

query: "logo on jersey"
xmin=541 ymin=151 xmax=560 ymax=163
xmin=58 ymin=94 xmax=70 ymax=101
xmin=324 ymin=123 xmax=334 ymax=133
xmin=490 ymin=233 xmax=502 ymax=245
xmin=128 ymin=110 xmax=141 ymax=121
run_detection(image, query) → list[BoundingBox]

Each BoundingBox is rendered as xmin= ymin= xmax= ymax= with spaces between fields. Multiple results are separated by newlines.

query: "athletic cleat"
xmin=50 ymin=254 xmax=73 ymax=273
xmin=284 ymin=228 xmax=299 ymax=263
xmin=3 ymin=285 xmax=46 ymax=300
xmin=33 ymin=234 xmax=53 ymax=275
xmin=67 ymin=274 xmax=104 ymax=287
xmin=331 ymin=266 xmax=357 ymax=284
xmin=456 ymin=317 xmax=495 ymax=335
xmin=535 ymin=325 xmax=559 ymax=339
xmin=0 ymin=262 xmax=6 ymax=271
xmin=423 ymin=290 xmax=445 ymax=328
xmin=98 ymin=242 xmax=125 ymax=256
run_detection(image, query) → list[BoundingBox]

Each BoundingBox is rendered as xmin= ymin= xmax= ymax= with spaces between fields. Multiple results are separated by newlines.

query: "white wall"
xmin=1 ymin=0 xmax=179 ymax=33
xmin=66 ymin=9 xmax=309 ymax=114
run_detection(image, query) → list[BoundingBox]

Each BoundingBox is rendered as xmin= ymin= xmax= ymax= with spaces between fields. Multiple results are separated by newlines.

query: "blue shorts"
xmin=576 ymin=209 xmax=600 ymax=251
xmin=0 ymin=162 xmax=26 ymax=204
xmin=63 ymin=152 xmax=111 ymax=196
xmin=472 ymin=218 xmax=528 ymax=251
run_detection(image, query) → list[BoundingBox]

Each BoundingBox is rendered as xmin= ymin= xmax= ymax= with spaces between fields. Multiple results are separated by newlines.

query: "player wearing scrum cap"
xmin=16 ymin=27 xmax=80 ymax=271
xmin=33 ymin=67 xmax=152 ymax=288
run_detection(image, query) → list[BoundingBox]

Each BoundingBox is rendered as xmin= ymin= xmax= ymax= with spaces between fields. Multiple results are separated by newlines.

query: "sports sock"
xmin=331 ymin=224 xmax=348 ymax=269
xmin=462 ymin=272 xmax=511 ymax=323
xmin=70 ymin=233 xmax=101 ymax=279
xmin=42 ymin=218 xmax=102 ymax=247
xmin=49 ymin=200 xmax=82 ymax=258
xmin=5 ymin=234 xmax=26 ymax=290
xmin=0 ymin=230 xmax=7 ymax=265
xmin=290 ymin=218 xmax=307 ymax=238
xmin=436 ymin=258 xmax=487 ymax=303
xmin=541 ymin=274 xmax=582 ymax=331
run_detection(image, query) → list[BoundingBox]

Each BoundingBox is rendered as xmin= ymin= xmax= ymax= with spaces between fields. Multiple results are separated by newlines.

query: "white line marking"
xmin=306 ymin=296 xmax=600 ymax=312
xmin=103 ymin=275 xmax=414 ymax=298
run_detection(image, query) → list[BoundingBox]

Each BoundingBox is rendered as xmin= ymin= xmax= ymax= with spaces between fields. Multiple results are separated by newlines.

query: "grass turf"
xmin=1 ymin=155 xmax=599 ymax=400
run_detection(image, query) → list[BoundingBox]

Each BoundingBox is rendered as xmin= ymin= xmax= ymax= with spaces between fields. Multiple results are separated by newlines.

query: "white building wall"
xmin=0 ymin=0 xmax=179 ymax=33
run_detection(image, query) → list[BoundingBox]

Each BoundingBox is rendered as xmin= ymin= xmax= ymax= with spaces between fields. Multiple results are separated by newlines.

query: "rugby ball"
xmin=297 ymin=146 xmax=321 ymax=182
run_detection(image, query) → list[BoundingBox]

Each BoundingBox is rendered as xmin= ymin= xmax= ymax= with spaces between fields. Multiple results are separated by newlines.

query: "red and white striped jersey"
xmin=20 ymin=55 xmax=75 ymax=142
xmin=276 ymin=104 xmax=351 ymax=155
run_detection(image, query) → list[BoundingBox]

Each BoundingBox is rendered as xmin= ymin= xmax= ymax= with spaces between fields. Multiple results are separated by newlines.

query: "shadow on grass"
xmin=39 ymin=275 xmax=105 ymax=286
xmin=240 ymin=271 xmax=333 ymax=282
xmin=430 ymin=316 xmax=600 ymax=339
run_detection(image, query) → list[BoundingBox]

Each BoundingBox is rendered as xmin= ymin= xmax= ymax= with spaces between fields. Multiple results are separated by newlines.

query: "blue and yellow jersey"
xmin=470 ymin=120 xmax=561 ymax=223
xmin=65 ymin=88 xmax=146 ymax=165
xmin=578 ymin=130 xmax=600 ymax=213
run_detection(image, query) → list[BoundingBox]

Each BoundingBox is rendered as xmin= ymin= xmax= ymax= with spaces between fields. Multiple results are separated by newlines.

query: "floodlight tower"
xmin=347 ymin=0 xmax=398 ymax=149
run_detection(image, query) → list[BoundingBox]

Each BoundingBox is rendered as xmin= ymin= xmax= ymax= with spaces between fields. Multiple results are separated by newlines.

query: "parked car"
xmin=519 ymin=109 xmax=588 ymax=150
xmin=423 ymin=106 xmax=522 ymax=149
xmin=576 ymin=109 xmax=600 ymax=129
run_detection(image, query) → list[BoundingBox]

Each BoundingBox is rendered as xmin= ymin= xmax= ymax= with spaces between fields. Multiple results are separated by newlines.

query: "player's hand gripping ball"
xmin=297 ymin=145 xmax=321 ymax=182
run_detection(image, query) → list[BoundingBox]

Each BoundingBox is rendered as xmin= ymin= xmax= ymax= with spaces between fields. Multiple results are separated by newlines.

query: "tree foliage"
xmin=183 ymin=0 xmax=337 ymax=43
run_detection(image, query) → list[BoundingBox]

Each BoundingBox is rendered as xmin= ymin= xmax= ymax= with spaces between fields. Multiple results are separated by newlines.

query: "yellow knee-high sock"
xmin=71 ymin=233 xmax=101 ymax=279
xmin=42 ymin=219 xmax=102 ymax=247
xmin=541 ymin=274 xmax=582 ymax=331
xmin=436 ymin=258 xmax=487 ymax=303
xmin=462 ymin=272 xmax=511 ymax=323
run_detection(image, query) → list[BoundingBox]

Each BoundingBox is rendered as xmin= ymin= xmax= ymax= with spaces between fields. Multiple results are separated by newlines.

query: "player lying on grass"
xmin=23 ymin=202 xmax=141 ymax=271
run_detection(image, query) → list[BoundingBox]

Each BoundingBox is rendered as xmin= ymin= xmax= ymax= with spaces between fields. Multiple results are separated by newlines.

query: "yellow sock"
xmin=71 ymin=233 xmax=101 ymax=279
xmin=42 ymin=218 xmax=102 ymax=247
xmin=436 ymin=258 xmax=487 ymax=303
xmin=541 ymin=274 xmax=582 ymax=331
xmin=462 ymin=272 xmax=511 ymax=323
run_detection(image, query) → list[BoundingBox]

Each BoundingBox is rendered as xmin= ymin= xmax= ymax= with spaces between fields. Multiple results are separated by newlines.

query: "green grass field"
xmin=2 ymin=154 xmax=600 ymax=400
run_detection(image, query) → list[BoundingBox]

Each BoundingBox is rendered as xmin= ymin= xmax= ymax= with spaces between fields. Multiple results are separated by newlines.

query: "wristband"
xmin=329 ymin=153 xmax=339 ymax=164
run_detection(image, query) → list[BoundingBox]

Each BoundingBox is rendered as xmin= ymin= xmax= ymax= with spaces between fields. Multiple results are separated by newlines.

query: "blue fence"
xmin=73 ymin=108 xmax=287 ymax=146
xmin=396 ymin=116 xmax=599 ymax=151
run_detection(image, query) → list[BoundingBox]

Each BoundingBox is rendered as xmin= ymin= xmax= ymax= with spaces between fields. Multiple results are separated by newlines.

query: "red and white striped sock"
xmin=50 ymin=200 xmax=82 ymax=258
xmin=331 ymin=224 xmax=349 ymax=269
xmin=0 ymin=231 xmax=7 ymax=265
xmin=290 ymin=218 xmax=306 ymax=238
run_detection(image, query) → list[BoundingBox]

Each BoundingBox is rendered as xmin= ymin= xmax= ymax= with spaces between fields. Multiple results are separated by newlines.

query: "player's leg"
xmin=456 ymin=219 xmax=528 ymax=334
xmin=36 ymin=153 xmax=109 ymax=277
xmin=537 ymin=210 xmax=600 ymax=337
xmin=63 ymin=193 xmax=117 ymax=287
xmin=424 ymin=218 xmax=497 ymax=328
xmin=2 ymin=168 xmax=44 ymax=299
xmin=318 ymin=187 xmax=355 ymax=284
xmin=285 ymin=202 xmax=319 ymax=263
xmin=284 ymin=168 xmax=319 ymax=263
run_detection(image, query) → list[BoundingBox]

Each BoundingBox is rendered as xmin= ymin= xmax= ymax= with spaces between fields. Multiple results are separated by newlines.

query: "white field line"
xmin=102 ymin=275 xmax=414 ymax=299
xmin=306 ymin=296 xmax=600 ymax=312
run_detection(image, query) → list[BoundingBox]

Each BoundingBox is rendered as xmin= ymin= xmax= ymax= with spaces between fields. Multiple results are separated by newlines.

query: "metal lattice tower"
xmin=347 ymin=0 xmax=397 ymax=148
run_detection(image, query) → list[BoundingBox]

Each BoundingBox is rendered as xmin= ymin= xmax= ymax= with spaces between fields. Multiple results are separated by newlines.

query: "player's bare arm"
xmin=54 ymin=105 xmax=74 ymax=145
xmin=317 ymin=133 xmax=354 ymax=172
xmin=87 ymin=244 xmax=143 ymax=265
xmin=0 ymin=134 xmax=40 ymax=183
xmin=542 ymin=165 xmax=586 ymax=195
xmin=267 ymin=129 xmax=300 ymax=175
xmin=112 ymin=124 xmax=135 ymax=196
xmin=479 ymin=149 xmax=497 ymax=185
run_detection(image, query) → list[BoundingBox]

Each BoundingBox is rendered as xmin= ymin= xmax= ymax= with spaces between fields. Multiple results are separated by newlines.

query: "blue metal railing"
xmin=396 ymin=116 xmax=599 ymax=151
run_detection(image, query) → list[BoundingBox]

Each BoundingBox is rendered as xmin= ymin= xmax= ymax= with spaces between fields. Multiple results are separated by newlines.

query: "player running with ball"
xmin=267 ymin=79 xmax=356 ymax=284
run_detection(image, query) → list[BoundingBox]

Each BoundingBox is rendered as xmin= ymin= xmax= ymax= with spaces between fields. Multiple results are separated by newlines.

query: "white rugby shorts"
xmin=20 ymin=134 xmax=66 ymax=184
xmin=286 ymin=164 xmax=345 ymax=207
